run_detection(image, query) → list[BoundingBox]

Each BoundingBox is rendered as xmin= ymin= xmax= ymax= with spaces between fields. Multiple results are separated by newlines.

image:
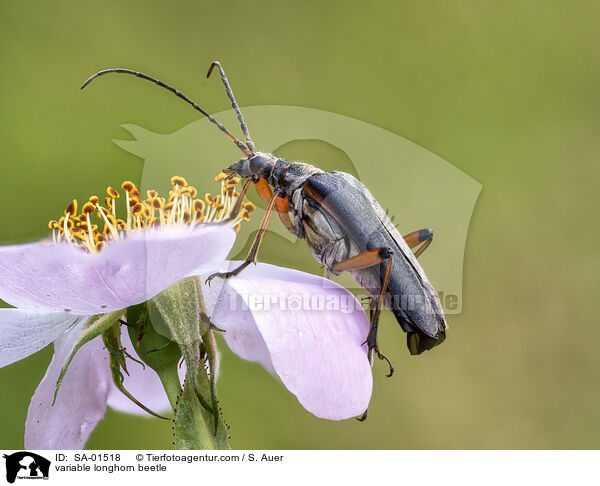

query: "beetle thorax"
xmin=226 ymin=152 xmax=322 ymax=195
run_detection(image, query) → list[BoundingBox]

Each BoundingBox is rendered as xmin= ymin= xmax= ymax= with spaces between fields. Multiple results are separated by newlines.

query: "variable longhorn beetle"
xmin=81 ymin=61 xmax=447 ymax=379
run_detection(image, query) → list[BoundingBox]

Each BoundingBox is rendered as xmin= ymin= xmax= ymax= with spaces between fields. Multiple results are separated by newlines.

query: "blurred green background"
xmin=1 ymin=0 xmax=599 ymax=449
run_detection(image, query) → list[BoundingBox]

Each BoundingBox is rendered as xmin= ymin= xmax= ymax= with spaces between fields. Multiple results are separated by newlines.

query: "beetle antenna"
xmin=206 ymin=61 xmax=256 ymax=153
xmin=81 ymin=68 xmax=252 ymax=156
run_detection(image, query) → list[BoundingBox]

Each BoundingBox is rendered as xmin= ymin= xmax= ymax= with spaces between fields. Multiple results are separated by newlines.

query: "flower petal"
xmin=204 ymin=277 xmax=275 ymax=374
xmin=107 ymin=330 xmax=186 ymax=415
xmin=0 ymin=225 xmax=235 ymax=314
xmin=208 ymin=262 xmax=373 ymax=420
xmin=24 ymin=320 xmax=111 ymax=449
xmin=0 ymin=309 xmax=80 ymax=367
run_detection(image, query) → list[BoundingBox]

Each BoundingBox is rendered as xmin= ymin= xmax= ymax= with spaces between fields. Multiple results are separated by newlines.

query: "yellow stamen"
xmin=121 ymin=181 xmax=136 ymax=193
xmin=171 ymin=176 xmax=187 ymax=187
xmin=82 ymin=202 xmax=95 ymax=215
xmin=131 ymin=202 xmax=144 ymax=217
xmin=64 ymin=200 xmax=77 ymax=217
xmin=51 ymin=175 xmax=252 ymax=253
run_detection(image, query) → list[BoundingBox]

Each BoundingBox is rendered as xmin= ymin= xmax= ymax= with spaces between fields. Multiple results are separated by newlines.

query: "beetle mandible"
xmin=81 ymin=61 xmax=448 ymax=379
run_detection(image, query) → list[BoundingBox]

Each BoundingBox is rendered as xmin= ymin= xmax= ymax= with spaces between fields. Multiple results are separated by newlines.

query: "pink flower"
xmin=0 ymin=228 xmax=372 ymax=448
xmin=0 ymin=225 xmax=233 ymax=448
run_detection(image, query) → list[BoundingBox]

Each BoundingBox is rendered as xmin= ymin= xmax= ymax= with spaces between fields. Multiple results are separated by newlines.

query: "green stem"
xmin=147 ymin=278 xmax=230 ymax=449
xmin=202 ymin=329 xmax=220 ymax=429
xmin=156 ymin=365 xmax=183 ymax=412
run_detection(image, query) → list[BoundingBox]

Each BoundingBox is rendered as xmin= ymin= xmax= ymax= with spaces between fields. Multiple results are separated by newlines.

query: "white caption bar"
xmin=1 ymin=450 xmax=597 ymax=486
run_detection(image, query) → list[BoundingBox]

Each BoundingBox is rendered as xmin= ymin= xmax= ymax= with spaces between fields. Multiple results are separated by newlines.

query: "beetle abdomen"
xmin=303 ymin=171 xmax=447 ymax=354
xmin=293 ymin=188 xmax=356 ymax=268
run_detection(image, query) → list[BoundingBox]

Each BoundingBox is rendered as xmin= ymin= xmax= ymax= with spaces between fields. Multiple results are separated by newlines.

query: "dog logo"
xmin=3 ymin=452 xmax=50 ymax=483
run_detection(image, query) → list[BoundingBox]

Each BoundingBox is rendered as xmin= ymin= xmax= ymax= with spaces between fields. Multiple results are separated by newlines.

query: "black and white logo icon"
xmin=3 ymin=452 xmax=50 ymax=483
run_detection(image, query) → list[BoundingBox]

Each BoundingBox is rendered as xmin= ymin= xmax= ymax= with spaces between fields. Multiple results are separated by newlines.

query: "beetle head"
xmin=224 ymin=158 xmax=252 ymax=178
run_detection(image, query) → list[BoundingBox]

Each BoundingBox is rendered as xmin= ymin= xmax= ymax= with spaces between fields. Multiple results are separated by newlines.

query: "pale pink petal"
xmin=24 ymin=320 xmax=111 ymax=449
xmin=204 ymin=277 xmax=275 ymax=374
xmin=0 ymin=225 xmax=235 ymax=315
xmin=208 ymin=262 xmax=372 ymax=420
xmin=0 ymin=309 xmax=80 ymax=367
xmin=107 ymin=330 xmax=186 ymax=415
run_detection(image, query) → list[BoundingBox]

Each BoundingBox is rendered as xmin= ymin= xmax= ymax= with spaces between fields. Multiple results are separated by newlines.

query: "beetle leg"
xmin=332 ymin=248 xmax=395 ymax=377
xmin=365 ymin=292 xmax=394 ymax=378
xmin=331 ymin=247 xmax=391 ymax=273
xmin=403 ymin=228 xmax=433 ymax=258
xmin=227 ymin=176 xmax=293 ymax=232
xmin=226 ymin=178 xmax=253 ymax=220
xmin=273 ymin=194 xmax=294 ymax=233
xmin=206 ymin=188 xmax=284 ymax=285
xmin=357 ymin=409 xmax=368 ymax=422
xmin=254 ymin=177 xmax=295 ymax=233
xmin=253 ymin=175 xmax=273 ymax=204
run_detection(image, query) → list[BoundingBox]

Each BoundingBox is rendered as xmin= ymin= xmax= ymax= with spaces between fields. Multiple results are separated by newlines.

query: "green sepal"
xmin=147 ymin=277 xmax=211 ymax=349
xmin=126 ymin=303 xmax=183 ymax=411
xmin=53 ymin=310 xmax=122 ymax=405
xmin=102 ymin=322 xmax=168 ymax=420
xmin=149 ymin=277 xmax=230 ymax=449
